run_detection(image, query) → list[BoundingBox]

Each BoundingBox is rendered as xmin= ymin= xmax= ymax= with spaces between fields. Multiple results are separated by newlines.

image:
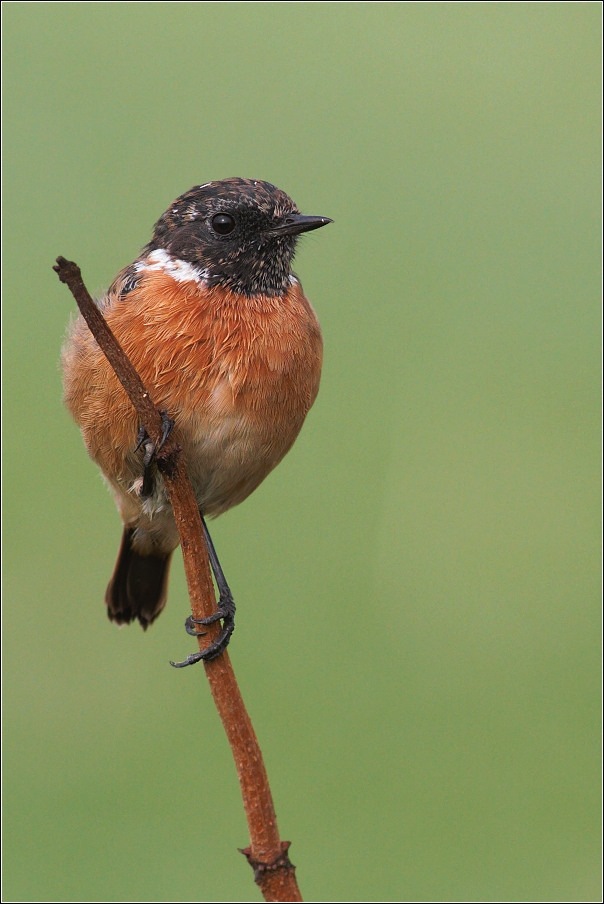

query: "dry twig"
xmin=54 ymin=256 xmax=303 ymax=903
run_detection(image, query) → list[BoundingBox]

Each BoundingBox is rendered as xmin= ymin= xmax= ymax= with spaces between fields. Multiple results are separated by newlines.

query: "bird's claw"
xmin=133 ymin=410 xmax=175 ymax=497
xmin=171 ymin=598 xmax=235 ymax=666
xmin=133 ymin=424 xmax=148 ymax=454
xmin=184 ymin=615 xmax=206 ymax=637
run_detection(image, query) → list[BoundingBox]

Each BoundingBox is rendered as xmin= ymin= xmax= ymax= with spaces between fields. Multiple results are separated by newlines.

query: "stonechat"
xmin=62 ymin=178 xmax=332 ymax=662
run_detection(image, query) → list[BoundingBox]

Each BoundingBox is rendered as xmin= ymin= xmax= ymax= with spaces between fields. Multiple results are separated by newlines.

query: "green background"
xmin=3 ymin=3 xmax=600 ymax=901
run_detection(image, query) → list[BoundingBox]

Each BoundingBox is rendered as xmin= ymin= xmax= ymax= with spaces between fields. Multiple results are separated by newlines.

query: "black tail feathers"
xmin=105 ymin=528 xmax=172 ymax=630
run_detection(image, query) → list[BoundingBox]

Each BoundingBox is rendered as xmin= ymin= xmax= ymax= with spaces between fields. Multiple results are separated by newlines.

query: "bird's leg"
xmin=170 ymin=517 xmax=236 ymax=666
xmin=197 ymin=517 xmax=236 ymax=624
xmin=133 ymin=410 xmax=175 ymax=498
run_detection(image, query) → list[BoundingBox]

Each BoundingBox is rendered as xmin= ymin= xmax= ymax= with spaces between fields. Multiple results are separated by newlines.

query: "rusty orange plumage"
xmin=62 ymin=178 xmax=331 ymax=661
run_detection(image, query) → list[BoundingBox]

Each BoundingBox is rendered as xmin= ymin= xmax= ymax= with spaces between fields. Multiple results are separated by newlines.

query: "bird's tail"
xmin=105 ymin=527 xmax=172 ymax=630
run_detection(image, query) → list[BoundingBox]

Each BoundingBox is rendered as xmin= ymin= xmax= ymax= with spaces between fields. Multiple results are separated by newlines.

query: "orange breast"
xmin=62 ymin=270 xmax=323 ymax=515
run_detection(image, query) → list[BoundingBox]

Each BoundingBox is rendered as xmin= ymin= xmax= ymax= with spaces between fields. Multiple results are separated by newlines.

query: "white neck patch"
xmin=135 ymin=248 xmax=209 ymax=286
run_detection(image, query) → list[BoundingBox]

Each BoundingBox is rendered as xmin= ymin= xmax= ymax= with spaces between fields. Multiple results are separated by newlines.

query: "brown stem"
xmin=54 ymin=257 xmax=303 ymax=903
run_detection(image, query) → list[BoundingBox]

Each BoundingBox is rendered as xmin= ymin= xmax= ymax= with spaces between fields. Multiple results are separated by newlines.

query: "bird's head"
xmin=145 ymin=178 xmax=332 ymax=296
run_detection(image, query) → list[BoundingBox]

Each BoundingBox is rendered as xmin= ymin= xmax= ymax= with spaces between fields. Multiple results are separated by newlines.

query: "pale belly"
xmin=105 ymin=377 xmax=307 ymax=557
xmin=182 ymin=408 xmax=296 ymax=517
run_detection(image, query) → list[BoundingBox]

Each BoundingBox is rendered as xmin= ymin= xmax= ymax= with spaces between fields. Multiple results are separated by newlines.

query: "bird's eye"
xmin=211 ymin=213 xmax=236 ymax=235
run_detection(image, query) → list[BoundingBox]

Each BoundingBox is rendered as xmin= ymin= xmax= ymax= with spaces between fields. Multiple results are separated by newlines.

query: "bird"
xmin=62 ymin=178 xmax=332 ymax=664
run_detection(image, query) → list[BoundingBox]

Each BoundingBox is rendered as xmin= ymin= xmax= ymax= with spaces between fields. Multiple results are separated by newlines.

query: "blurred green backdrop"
xmin=3 ymin=2 xmax=600 ymax=902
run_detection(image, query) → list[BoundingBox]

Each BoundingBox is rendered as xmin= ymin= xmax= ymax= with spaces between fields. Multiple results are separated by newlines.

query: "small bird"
xmin=62 ymin=178 xmax=331 ymax=663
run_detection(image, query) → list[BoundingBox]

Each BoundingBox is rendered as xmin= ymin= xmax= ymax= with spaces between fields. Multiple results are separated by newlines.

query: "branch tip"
xmin=53 ymin=255 xmax=81 ymax=285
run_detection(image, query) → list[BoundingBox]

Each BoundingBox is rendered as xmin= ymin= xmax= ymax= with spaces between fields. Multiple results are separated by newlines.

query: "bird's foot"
xmin=133 ymin=410 xmax=175 ymax=497
xmin=191 ymin=591 xmax=236 ymax=627
xmin=170 ymin=594 xmax=236 ymax=666
xmin=134 ymin=409 xmax=174 ymax=454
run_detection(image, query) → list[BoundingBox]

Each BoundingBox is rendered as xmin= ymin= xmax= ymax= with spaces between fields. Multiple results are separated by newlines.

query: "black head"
xmin=144 ymin=178 xmax=332 ymax=296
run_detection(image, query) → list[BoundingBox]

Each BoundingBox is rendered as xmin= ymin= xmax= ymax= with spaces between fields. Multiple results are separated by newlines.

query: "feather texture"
xmin=63 ymin=268 xmax=323 ymax=558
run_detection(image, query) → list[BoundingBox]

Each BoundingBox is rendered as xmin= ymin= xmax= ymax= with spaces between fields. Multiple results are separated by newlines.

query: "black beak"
xmin=268 ymin=214 xmax=333 ymax=237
